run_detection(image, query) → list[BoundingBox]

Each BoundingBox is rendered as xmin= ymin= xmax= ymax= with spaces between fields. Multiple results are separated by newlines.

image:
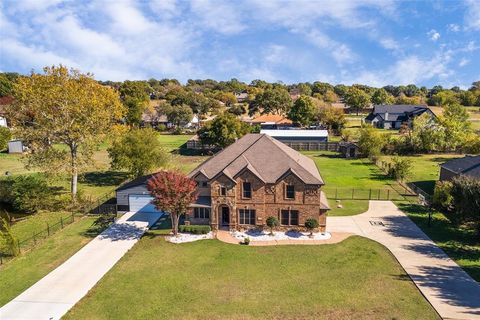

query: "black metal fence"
xmin=0 ymin=190 xmax=118 ymax=266
xmin=0 ymin=213 xmax=76 ymax=265
xmin=324 ymin=186 xmax=416 ymax=201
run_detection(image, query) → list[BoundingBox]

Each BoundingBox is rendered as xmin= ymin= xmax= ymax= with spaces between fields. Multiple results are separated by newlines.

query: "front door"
xmin=221 ymin=206 xmax=230 ymax=226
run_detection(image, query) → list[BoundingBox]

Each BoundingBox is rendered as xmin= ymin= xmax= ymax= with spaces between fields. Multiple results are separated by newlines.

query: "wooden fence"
xmin=280 ymin=141 xmax=340 ymax=151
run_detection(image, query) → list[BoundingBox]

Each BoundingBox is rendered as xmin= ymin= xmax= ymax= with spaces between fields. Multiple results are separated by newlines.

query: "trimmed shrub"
xmin=2 ymin=175 xmax=53 ymax=213
xmin=179 ymin=224 xmax=211 ymax=234
xmin=305 ymin=218 xmax=319 ymax=235
xmin=266 ymin=216 xmax=279 ymax=235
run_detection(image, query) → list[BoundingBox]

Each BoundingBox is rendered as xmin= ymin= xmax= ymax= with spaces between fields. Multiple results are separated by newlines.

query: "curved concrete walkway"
xmin=0 ymin=211 xmax=162 ymax=320
xmin=328 ymin=201 xmax=480 ymax=320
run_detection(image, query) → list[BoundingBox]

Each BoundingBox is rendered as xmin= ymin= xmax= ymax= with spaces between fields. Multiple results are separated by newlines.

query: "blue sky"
xmin=0 ymin=0 xmax=479 ymax=88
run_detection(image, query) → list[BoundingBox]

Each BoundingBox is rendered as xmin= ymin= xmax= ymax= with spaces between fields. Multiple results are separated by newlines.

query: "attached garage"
xmin=128 ymin=195 xmax=160 ymax=213
xmin=116 ymin=174 xmax=162 ymax=213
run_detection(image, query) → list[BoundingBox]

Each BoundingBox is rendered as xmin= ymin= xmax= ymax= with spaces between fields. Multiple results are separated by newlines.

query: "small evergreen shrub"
xmin=266 ymin=216 xmax=279 ymax=235
xmin=305 ymin=218 xmax=319 ymax=236
xmin=179 ymin=225 xmax=211 ymax=234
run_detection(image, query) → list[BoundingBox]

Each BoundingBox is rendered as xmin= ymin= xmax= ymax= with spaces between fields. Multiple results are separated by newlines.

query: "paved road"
xmin=0 ymin=211 xmax=162 ymax=320
xmin=328 ymin=201 xmax=480 ymax=320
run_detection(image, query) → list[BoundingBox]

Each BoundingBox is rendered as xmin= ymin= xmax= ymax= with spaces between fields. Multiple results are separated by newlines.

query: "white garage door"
xmin=128 ymin=195 xmax=160 ymax=213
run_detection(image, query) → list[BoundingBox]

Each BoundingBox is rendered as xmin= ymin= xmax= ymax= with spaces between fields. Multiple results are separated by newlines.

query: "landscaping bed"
xmin=232 ymin=229 xmax=332 ymax=242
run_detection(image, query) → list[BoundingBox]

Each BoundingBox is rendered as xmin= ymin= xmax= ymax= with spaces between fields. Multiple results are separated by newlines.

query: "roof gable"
xmin=441 ymin=155 xmax=480 ymax=178
xmin=188 ymin=134 xmax=324 ymax=185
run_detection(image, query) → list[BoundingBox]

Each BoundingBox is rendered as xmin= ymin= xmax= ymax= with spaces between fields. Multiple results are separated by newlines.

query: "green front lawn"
xmin=0 ymin=216 xmax=101 ymax=306
xmin=65 ymin=236 xmax=438 ymax=320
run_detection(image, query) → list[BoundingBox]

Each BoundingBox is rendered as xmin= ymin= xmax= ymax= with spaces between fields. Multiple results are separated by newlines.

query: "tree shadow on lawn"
xmin=79 ymin=171 xmax=129 ymax=187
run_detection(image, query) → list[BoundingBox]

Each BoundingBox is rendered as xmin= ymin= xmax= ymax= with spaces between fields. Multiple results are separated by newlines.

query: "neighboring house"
xmin=365 ymin=105 xmax=435 ymax=129
xmin=0 ymin=97 xmax=13 ymax=127
xmin=116 ymin=134 xmax=330 ymax=231
xmin=235 ymin=92 xmax=249 ymax=103
xmin=249 ymin=114 xmax=293 ymax=129
xmin=260 ymin=129 xmax=329 ymax=143
xmin=7 ymin=140 xmax=25 ymax=154
xmin=439 ymin=155 xmax=480 ymax=181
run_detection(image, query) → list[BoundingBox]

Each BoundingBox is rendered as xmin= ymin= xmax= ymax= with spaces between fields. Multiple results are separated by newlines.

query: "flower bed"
xmin=166 ymin=232 xmax=214 ymax=244
xmin=231 ymin=229 xmax=332 ymax=242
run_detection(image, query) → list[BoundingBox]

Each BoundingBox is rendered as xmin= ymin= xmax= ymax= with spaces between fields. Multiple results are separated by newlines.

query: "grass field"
xmin=303 ymin=151 xmax=404 ymax=216
xmin=0 ymin=216 xmax=101 ymax=306
xmin=382 ymin=154 xmax=463 ymax=195
xmin=64 ymin=236 xmax=438 ymax=320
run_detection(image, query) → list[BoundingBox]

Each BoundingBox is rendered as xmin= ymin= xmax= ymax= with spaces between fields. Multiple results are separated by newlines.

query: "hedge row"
xmin=179 ymin=225 xmax=211 ymax=234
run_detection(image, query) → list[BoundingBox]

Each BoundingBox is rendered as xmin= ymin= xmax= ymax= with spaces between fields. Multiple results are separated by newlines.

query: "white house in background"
xmin=260 ymin=129 xmax=329 ymax=143
xmin=0 ymin=116 xmax=7 ymax=127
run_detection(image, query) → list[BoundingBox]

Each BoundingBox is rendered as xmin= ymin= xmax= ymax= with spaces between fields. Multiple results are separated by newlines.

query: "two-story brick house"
xmin=187 ymin=133 xmax=330 ymax=231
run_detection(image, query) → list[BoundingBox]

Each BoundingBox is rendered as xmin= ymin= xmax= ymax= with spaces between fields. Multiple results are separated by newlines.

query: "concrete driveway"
xmin=0 ymin=211 xmax=162 ymax=320
xmin=328 ymin=201 xmax=480 ymax=320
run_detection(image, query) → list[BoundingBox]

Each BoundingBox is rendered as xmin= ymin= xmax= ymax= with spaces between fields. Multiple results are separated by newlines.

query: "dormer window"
xmin=242 ymin=182 xmax=252 ymax=198
xmin=285 ymin=185 xmax=295 ymax=199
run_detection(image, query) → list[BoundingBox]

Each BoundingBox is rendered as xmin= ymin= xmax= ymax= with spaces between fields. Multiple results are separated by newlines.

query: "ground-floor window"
xmin=239 ymin=209 xmax=256 ymax=225
xmin=281 ymin=209 xmax=299 ymax=225
xmin=193 ymin=207 xmax=210 ymax=219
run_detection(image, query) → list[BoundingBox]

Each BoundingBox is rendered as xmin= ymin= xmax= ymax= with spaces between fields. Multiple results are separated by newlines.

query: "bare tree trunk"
xmin=70 ymin=144 xmax=78 ymax=201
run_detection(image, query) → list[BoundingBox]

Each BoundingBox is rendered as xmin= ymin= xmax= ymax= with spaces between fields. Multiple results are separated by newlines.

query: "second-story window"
xmin=243 ymin=182 xmax=252 ymax=198
xmin=220 ymin=186 xmax=227 ymax=196
xmin=201 ymin=181 xmax=208 ymax=187
xmin=285 ymin=185 xmax=295 ymax=199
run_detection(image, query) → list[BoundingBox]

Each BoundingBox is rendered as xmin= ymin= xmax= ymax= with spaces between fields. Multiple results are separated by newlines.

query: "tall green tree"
xmin=371 ymin=88 xmax=394 ymax=105
xmin=287 ymin=95 xmax=316 ymax=126
xmin=108 ymin=128 xmax=168 ymax=178
xmin=440 ymin=103 xmax=471 ymax=151
xmin=198 ymin=113 xmax=251 ymax=148
xmin=344 ymin=87 xmax=371 ymax=115
xmin=8 ymin=66 xmax=124 ymax=199
xmin=357 ymin=124 xmax=384 ymax=160
xmin=249 ymin=87 xmax=292 ymax=115
xmin=119 ymin=81 xmax=150 ymax=126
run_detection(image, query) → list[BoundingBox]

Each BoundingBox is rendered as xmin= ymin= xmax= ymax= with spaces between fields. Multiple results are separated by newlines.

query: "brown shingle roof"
xmin=188 ymin=134 xmax=324 ymax=185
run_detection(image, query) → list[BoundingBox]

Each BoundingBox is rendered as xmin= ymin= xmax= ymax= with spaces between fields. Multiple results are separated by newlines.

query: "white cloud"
xmin=465 ymin=0 xmax=480 ymax=30
xmin=447 ymin=23 xmax=460 ymax=32
xmin=379 ymin=38 xmax=400 ymax=51
xmin=190 ymin=0 xmax=245 ymax=35
xmin=427 ymin=29 xmax=440 ymax=41
xmin=305 ymin=30 xmax=356 ymax=64
xmin=341 ymin=51 xmax=454 ymax=86
xmin=459 ymin=58 xmax=470 ymax=67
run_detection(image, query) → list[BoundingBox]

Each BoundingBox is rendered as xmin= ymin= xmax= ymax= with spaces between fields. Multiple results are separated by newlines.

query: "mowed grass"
xmin=382 ymin=154 xmax=464 ymax=195
xmin=0 ymin=217 xmax=100 ymax=306
xmin=303 ymin=151 xmax=401 ymax=216
xmin=65 ymin=236 xmax=438 ymax=320
xmin=396 ymin=201 xmax=480 ymax=282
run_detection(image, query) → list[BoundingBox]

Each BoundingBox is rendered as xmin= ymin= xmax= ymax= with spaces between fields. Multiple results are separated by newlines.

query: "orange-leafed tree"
xmin=147 ymin=171 xmax=197 ymax=236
